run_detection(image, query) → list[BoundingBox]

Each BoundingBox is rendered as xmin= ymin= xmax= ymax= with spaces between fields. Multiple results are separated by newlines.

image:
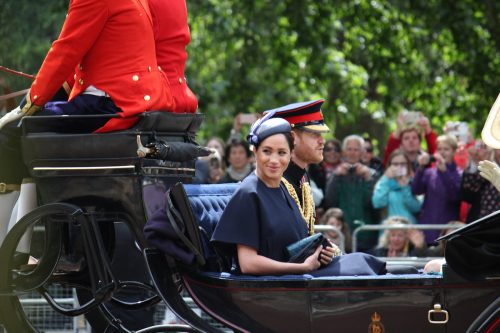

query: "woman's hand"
xmin=303 ymin=246 xmax=323 ymax=272
xmin=418 ymin=114 xmax=432 ymax=135
xmin=435 ymin=153 xmax=446 ymax=172
xmin=355 ymin=164 xmax=372 ymax=181
xmin=407 ymin=229 xmax=425 ymax=249
xmin=335 ymin=162 xmax=350 ymax=176
xmin=417 ymin=152 xmax=431 ymax=167
xmin=384 ymin=165 xmax=397 ymax=178
xmin=397 ymin=174 xmax=410 ymax=186
xmin=319 ymin=245 xmax=335 ymax=266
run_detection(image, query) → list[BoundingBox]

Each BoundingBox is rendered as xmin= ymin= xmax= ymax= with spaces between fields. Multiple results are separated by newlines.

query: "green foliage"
xmin=1 ymin=0 xmax=499 ymax=144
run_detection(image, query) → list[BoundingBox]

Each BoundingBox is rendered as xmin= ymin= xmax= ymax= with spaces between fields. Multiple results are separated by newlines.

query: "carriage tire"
xmin=0 ymin=203 xmax=83 ymax=333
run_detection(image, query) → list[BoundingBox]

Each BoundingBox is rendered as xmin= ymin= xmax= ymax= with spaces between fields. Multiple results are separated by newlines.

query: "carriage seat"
xmin=180 ymin=184 xmax=419 ymax=276
xmin=184 ymin=183 xmax=239 ymax=243
xmin=21 ymin=111 xmax=203 ymax=168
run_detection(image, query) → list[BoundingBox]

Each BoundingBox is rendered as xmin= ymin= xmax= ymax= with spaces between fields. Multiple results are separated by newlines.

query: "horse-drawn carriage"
xmin=0 ymin=112 xmax=499 ymax=333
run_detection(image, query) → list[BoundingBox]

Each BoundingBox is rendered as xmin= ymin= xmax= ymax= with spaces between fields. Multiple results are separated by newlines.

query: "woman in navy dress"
xmin=211 ymin=116 xmax=386 ymax=276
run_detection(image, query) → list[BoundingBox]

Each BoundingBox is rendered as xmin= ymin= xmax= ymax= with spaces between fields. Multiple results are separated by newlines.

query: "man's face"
xmin=228 ymin=145 xmax=249 ymax=170
xmin=343 ymin=139 xmax=363 ymax=164
xmin=400 ymin=130 xmax=421 ymax=153
xmin=292 ymin=130 xmax=325 ymax=167
xmin=362 ymin=142 xmax=373 ymax=163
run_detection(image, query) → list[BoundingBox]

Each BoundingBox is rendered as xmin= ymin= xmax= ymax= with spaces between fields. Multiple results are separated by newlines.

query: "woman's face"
xmin=228 ymin=145 xmax=249 ymax=170
xmin=388 ymin=230 xmax=407 ymax=251
xmin=255 ymin=134 xmax=291 ymax=186
xmin=207 ymin=139 xmax=224 ymax=158
xmin=389 ymin=154 xmax=408 ymax=177
xmin=327 ymin=217 xmax=342 ymax=230
xmin=323 ymin=142 xmax=341 ymax=164
xmin=437 ymin=142 xmax=456 ymax=163
xmin=326 ymin=217 xmax=342 ymax=239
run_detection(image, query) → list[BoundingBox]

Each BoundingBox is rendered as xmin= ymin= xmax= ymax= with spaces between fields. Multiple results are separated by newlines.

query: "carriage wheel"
xmin=76 ymin=220 xmax=164 ymax=332
xmin=0 ymin=203 xmax=81 ymax=333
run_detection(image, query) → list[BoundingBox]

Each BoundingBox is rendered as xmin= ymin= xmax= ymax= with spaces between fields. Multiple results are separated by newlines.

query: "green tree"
xmin=1 ymin=0 xmax=499 ymax=145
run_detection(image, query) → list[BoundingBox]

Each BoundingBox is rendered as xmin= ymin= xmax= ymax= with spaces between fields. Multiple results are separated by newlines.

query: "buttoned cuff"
xmin=20 ymin=90 xmax=42 ymax=116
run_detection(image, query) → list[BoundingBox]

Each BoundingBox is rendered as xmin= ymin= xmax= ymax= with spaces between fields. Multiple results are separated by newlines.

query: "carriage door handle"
xmin=428 ymin=303 xmax=449 ymax=324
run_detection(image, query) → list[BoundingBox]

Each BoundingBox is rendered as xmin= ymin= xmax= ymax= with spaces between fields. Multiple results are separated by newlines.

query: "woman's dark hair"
xmin=254 ymin=132 xmax=294 ymax=151
xmin=324 ymin=138 xmax=341 ymax=153
xmin=224 ymin=139 xmax=251 ymax=166
xmin=319 ymin=208 xmax=352 ymax=253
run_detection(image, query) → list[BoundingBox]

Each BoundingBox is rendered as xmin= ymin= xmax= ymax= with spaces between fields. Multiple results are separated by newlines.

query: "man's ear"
xmin=291 ymin=129 xmax=299 ymax=144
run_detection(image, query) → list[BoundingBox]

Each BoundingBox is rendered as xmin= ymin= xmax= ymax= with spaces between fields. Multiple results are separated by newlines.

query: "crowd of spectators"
xmin=195 ymin=110 xmax=500 ymax=257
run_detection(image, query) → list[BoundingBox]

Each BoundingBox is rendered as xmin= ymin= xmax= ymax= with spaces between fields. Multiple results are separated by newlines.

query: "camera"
xmin=347 ymin=164 xmax=357 ymax=172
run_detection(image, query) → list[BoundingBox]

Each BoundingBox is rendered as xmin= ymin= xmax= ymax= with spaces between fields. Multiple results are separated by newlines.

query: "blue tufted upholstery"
xmin=184 ymin=183 xmax=239 ymax=244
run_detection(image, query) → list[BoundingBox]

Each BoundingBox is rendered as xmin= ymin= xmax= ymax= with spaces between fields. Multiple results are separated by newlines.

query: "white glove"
xmin=0 ymin=106 xmax=24 ymax=130
xmin=478 ymin=160 xmax=500 ymax=192
xmin=0 ymin=90 xmax=42 ymax=131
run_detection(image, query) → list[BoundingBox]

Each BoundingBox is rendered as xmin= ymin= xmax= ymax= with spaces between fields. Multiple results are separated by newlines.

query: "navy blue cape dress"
xmin=211 ymin=173 xmax=386 ymax=276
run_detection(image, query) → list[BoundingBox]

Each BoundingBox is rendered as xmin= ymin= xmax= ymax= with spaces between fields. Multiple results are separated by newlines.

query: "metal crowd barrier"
xmin=351 ymin=223 xmax=463 ymax=253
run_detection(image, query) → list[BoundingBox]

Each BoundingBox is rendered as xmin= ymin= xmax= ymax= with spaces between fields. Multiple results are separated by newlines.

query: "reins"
xmin=0 ymin=65 xmax=34 ymax=103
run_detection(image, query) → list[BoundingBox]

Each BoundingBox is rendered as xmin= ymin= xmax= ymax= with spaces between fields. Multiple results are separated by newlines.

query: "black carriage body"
xmin=21 ymin=112 xmax=203 ymax=245
xmin=180 ymin=271 xmax=499 ymax=333
xmin=144 ymin=183 xmax=500 ymax=333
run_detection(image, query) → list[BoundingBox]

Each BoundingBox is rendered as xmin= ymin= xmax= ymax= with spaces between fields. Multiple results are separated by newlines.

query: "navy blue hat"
xmin=247 ymin=114 xmax=291 ymax=146
xmin=266 ymin=99 xmax=329 ymax=133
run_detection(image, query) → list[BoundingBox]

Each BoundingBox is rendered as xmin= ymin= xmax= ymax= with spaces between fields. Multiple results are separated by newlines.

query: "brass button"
xmin=73 ymin=74 xmax=76 ymax=80
xmin=78 ymin=64 xmax=83 ymax=71
xmin=144 ymin=95 xmax=151 ymax=101
xmin=148 ymin=66 xmax=152 ymax=72
xmin=132 ymin=75 xmax=139 ymax=81
xmin=79 ymin=79 xmax=84 ymax=85
xmin=158 ymin=66 xmax=162 ymax=71
xmin=33 ymin=95 xmax=38 ymax=100
xmin=178 ymin=77 xmax=183 ymax=84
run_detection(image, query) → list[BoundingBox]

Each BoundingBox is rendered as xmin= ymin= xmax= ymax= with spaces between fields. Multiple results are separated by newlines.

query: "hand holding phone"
xmin=239 ymin=113 xmax=258 ymax=124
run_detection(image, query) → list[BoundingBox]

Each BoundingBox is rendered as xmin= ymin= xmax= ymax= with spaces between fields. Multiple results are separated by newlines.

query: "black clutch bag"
xmin=286 ymin=233 xmax=329 ymax=263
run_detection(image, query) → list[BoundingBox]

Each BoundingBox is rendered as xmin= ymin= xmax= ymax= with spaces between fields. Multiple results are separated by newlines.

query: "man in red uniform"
xmin=0 ymin=0 xmax=175 ymax=249
xmin=1 ymin=0 xmax=174 ymax=132
xmin=150 ymin=0 xmax=198 ymax=113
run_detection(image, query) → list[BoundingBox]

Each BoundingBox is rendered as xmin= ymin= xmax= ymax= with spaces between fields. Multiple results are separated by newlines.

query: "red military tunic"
xmin=149 ymin=0 xmax=198 ymax=113
xmin=28 ymin=0 xmax=174 ymax=132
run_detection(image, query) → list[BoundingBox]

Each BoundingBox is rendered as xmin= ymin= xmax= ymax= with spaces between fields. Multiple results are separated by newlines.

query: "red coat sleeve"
xmin=383 ymin=133 xmax=401 ymax=166
xmin=425 ymin=130 xmax=437 ymax=154
xmin=29 ymin=0 xmax=108 ymax=107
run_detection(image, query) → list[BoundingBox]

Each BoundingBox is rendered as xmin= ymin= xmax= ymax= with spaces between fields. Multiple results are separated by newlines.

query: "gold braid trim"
xmin=281 ymin=177 xmax=315 ymax=235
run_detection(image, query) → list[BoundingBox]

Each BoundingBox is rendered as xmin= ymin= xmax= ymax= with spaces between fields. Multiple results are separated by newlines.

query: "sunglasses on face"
xmin=365 ymin=147 xmax=373 ymax=153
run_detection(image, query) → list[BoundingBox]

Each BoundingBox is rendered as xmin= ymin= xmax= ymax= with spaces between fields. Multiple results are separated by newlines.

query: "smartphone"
xmin=403 ymin=111 xmax=421 ymax=126
xmin=239 ymin=113 xmax=258 ymax=124
xmin=395 ymin=166 xmax=407 ymax=177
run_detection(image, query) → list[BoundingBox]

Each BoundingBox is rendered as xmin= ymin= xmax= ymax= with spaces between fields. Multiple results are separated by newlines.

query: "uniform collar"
xmin=284 ymin=160 xmax=307 ymax=186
